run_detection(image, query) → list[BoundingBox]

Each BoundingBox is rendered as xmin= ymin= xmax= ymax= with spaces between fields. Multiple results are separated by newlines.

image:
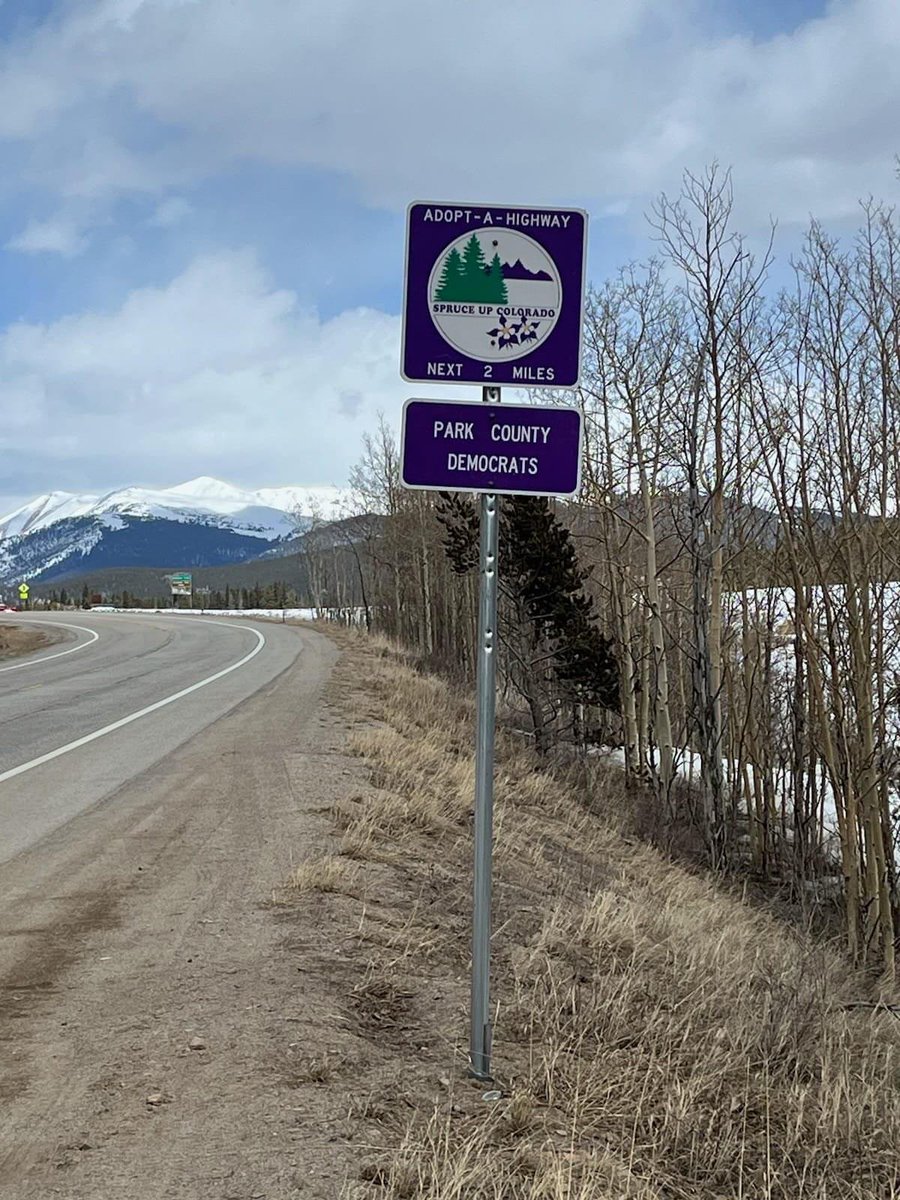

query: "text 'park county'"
xmin=433 ymin=421 xmax=553 ymax=445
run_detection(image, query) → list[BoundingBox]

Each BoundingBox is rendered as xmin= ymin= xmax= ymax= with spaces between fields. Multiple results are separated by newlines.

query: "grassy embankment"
xmin=287 ymin=631 xmax=900 ymax=1199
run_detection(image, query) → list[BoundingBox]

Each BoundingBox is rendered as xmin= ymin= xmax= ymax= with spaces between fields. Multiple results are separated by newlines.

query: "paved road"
xmin=0 ymin=612 xmax=305 ymax=863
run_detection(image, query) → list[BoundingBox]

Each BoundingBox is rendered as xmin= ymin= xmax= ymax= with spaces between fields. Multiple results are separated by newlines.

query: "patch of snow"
xmin=0 ymin=491 xmax=99 ymax=539
xmin=0 ymin=477 xmax=350 ymax=544
xmin=92 ymin=606 xmax=366 ymax=624
xmin=166 ymin=476 xmax=249 ymax=502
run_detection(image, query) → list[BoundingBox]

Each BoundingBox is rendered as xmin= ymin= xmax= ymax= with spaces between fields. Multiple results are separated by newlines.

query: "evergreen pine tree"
xmin=501 ymin=497 xmax=619 ymax=713
xmin=436 ymin=493 xmax=619 ymax=744
xmin=462 ymin=234 xmax=489 ymax=300
xmin=487 ymin=253 xmax=508 ymax=304
xmin=434 ymin=247 xmax=465 ymax=301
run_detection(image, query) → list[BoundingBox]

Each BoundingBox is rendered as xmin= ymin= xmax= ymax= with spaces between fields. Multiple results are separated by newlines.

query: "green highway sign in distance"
xmin=165 ymin=572 xmax=193 ymax=596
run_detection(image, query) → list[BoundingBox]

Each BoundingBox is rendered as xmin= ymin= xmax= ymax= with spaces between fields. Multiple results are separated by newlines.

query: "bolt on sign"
xmin=401 ymin=202 xmax=587 ymax=387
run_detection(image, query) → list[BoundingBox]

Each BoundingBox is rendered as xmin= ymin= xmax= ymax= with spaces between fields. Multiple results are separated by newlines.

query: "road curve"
xmin=0 ymin=612 xmax=305 ymax=863
xmin=0 ymin=619 xmax=99 ymax=675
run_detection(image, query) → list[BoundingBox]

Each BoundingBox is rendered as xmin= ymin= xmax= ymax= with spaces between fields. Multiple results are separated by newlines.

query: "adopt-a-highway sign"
xmin=401 ymin=202 xmax=587 ymax=388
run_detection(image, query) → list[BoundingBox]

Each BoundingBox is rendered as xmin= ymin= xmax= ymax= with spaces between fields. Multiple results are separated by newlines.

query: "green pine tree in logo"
xmin=487 ymin=252 xmax=508 ymax=304
xmin=462 ymin=233 xmax=488 ymax=297
xmin=434 ymin=235 xmax=509 ymax=304
xmin=434 ymin=246 xmax=465 ymax=301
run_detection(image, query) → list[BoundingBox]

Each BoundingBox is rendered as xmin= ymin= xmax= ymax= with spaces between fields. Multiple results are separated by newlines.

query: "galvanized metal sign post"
xmin=472 ymin=385 xmax=500 ymax=1082
xmin=400 ymin=200 xmax=587 ymax=1081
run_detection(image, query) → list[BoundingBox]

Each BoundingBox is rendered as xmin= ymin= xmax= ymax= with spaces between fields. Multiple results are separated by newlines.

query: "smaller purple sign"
xmin=401 ymin=398 xmax=583 ymax=496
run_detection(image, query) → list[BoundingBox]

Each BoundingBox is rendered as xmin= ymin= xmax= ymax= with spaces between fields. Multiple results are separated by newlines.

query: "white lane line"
xmin=0 ymin=623 xmax=266 ymax=784
xmin=0 ymin=621 xmax=100 ymax=674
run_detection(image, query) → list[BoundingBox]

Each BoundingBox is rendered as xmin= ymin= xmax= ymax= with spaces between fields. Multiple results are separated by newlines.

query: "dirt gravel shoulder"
xmin=0 ymin=622 xmax=61 ymax=662
xmin=0 ymin=622 xmax=368 ymax=1199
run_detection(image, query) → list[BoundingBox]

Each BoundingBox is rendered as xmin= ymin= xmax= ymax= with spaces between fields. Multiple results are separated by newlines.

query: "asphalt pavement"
xmin=0 ymin=612 xmax=305 ymax=863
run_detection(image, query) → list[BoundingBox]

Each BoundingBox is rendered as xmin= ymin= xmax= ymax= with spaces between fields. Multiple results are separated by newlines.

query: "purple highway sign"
xmin=401 ymin=202 xmax=587 ymax=388
xmin=401 ymin=398 xmax=583 ymax=496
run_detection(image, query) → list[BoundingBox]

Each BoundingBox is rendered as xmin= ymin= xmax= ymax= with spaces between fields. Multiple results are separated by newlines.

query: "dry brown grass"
xmin=287 ymin=853 xmax=358 ymax=895
xmin=0 ymin=623 xmax=52 ymax=661
xmin=330 ymin=634 xmax=900 ymax=1199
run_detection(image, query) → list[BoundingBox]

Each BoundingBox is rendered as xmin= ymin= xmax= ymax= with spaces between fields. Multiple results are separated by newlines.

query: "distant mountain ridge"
xmin=0 ymin=476 xmax=344 ymax=541
xmin=0 ymin=476 xmax=346 ymax=586
xmin=18 ymin=512 xmax=385 ymax=603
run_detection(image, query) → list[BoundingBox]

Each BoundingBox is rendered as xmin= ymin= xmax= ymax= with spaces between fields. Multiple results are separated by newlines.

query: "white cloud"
xmin=0 ymin=248 xmax=420 ymax=490
xmin=0 ymin=0 xmax=898 ymax=230
xmin=7 ymin=214 xmax=88 ymax=257
xmin=149 ymin=196 xmax=192 ymax=226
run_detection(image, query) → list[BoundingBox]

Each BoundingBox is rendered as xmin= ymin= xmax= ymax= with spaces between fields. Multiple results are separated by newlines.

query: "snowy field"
xmin=588 ymin=583 xmax=900 ymax=867
xmin=86 ymin=606 xmax=366 ymax=624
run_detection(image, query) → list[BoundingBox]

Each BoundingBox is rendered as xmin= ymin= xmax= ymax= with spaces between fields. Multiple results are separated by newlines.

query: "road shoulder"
xmin=0 ymin=623 xmax=360 ymax=1199
xmin=0 ymin=622 xmax=60 ymax=662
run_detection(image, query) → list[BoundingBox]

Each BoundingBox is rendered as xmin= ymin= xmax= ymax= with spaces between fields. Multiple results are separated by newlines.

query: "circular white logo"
xmin=428 ymin=228 xmax=562 ymax=362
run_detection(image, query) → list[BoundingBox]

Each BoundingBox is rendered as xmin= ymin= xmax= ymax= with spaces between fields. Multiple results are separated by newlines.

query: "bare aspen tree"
xmin=576 ymin=359 xmax=642 ymax=775
xmin=581 ymin=267 xmax=683 ymax=807
xmin=652 ymin=165 xmax=773 ymax=864
xmin=799 ymin=222 xmax=895 ymax=973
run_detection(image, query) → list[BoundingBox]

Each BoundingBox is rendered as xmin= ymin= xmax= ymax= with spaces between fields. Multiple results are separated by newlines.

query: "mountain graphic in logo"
xmin=500 ymin=258 xmax=553 ymax=282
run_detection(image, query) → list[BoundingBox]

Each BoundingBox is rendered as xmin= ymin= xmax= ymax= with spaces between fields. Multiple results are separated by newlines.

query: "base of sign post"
xmin=470 ymin=386 xmax=500 ymax=1082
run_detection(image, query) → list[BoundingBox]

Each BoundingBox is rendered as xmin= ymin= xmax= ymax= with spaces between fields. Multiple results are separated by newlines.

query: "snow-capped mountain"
xmin=0 ymin=477 xmax=345 ymax=542
xmin=0 ymin=477 xmax=347 ymax=585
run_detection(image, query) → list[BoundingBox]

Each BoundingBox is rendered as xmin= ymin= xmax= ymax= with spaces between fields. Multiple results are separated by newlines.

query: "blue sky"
xmin=0 ymin=0 xmax=897 ymax=515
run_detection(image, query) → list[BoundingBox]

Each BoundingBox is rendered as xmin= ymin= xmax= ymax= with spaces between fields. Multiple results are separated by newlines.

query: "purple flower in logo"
xmin=516 ymin=316 xmax=541 ymax=344
xmin=487 ymin=314 xmax=520 ymax=349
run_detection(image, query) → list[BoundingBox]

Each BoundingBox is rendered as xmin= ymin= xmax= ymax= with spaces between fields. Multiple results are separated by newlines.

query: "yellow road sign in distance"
xmin=18 ymin=583 xmax=29 ymax=597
